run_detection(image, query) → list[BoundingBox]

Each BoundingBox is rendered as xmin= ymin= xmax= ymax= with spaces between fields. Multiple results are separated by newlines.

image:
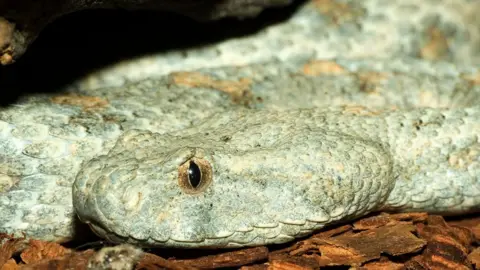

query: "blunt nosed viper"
xmin=1 ymin=0 xmax=480 ymax=248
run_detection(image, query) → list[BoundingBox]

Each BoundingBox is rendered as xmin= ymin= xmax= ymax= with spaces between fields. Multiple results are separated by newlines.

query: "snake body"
xmin=74 ymin=105 xmax=480 ymax=248
xmin=1 ymin=0 xmax=480 ymax=248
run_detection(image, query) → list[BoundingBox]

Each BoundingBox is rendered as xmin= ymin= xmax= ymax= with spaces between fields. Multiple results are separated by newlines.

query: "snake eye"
xmin=187 ymin=161 xmax=201 ymax=188
xmin=178 ymin=157 xmax=212 ymax=194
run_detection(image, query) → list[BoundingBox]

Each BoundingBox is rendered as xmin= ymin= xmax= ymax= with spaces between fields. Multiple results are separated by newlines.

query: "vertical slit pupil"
xmin=188 ymin=161 xmax=201 ymax=188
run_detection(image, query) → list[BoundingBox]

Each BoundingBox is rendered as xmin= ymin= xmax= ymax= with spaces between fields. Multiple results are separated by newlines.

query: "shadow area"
xmin=0 ymin=0 xmax=307 ymax=106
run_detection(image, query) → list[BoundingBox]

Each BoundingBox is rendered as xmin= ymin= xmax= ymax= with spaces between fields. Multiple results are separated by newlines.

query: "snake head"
xmin=73 ymin=114 xmax=394 ymax=248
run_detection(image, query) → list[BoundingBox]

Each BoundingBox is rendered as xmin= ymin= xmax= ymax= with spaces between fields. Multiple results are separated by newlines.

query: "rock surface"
xmin=0 ymin=0 xmax=293 ymax=64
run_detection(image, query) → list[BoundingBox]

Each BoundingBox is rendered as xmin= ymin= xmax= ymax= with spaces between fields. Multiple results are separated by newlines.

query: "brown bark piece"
xmin=467 ymin=247 xmax=480 ymax=269
xmin=271 ymin=223 xmax=426 ymax=267
xmin=268 ymin=253 xmax=320 ymax=270
xmin=411 ymin=215 xmax=474 ymax=270
xmin=361 ymin=261 xmax=404 ymax=270
xmin=318 ymin=224 xmax=425 ymax=265
xmin=448 ymin=215 xmax=480 ymax=241
xmin=473 ymin=224 xmax=480 ymax=242
xmin=0 ymin=17 xmax=16 ymax=65
xmin=20 ymin=240 xmax=71 ymax=264
xmin=240 ymin=266 xmax=268 ymax=270
xmin=0 ymin=234 xmax=27 ymax=267
xmin=19 ymin=250 xmax=94 ymax=270
xmin=353 ymin=212 xmax=428 ymax=231
xmin=1 ymin=259 xmax=19 ymax=270
xmin=136 ymin=253 xmax=198 ymax=270
xmin=311 ymin=224 xmax=352 ymax=238
xmin=172 ymin=246 xmax=269 ymax=269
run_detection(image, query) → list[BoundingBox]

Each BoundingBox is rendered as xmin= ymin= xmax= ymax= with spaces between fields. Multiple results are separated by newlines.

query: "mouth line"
xmin=86 ymin=222 xmax=270 ymax=248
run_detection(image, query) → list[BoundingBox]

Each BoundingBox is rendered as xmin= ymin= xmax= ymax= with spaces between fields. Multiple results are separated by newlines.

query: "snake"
xmin=1 ymin=0 xmax=480 ymax=248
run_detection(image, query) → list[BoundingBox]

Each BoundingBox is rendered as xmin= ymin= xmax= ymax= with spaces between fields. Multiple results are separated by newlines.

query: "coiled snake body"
xmin=1 ymin=0 xmax=480 ymax=248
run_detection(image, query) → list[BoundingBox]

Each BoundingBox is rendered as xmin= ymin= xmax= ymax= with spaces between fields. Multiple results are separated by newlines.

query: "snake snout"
xmin=73 ymin=154 xmax=145 ymax=237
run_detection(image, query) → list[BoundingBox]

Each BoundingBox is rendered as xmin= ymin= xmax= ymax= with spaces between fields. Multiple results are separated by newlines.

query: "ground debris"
xmin=137 ymin=246 xmax=268 ymax=270
xmin=269 ymin=222 xmax=426 ymax=267
xmin=1 ymin=213 xmax=479 ymax=269
xmin=18 ymin=250 xmax=94 ymax=270
xmin=0 ymin=234 xmax=27 ymax=268
xmin=171 ymin=246 xmax=268 ymax=269
xmin=20 ymin=240 xmax=72 ymax=265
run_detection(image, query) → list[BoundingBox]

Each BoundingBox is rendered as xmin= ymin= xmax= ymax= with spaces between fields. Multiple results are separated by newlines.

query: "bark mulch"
xmin=1 ymin=212 xmax=479 ymax=269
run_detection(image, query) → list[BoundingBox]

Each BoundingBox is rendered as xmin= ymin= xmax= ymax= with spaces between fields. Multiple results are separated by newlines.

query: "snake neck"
xmin=317 ymin=106 xmax=480 ymax=213
xmin=382 ymin=107 xmax=480 ymax=213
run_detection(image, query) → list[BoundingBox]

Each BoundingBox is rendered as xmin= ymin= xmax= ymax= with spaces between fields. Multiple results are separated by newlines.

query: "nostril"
xmin=75 ymin=157 xmax=104 ymax=190
xmin=95 ymin=193 xmax=128 ymax=221
xmin=74 ymin=173 xmax=89 ymax=190
xmin=93 ymin=175 xmax=111 ymax=192
xmin=108 ymin=166 xmax=138 ymax=185
xmin=122 ymin=187 xmax=143 ymax=212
